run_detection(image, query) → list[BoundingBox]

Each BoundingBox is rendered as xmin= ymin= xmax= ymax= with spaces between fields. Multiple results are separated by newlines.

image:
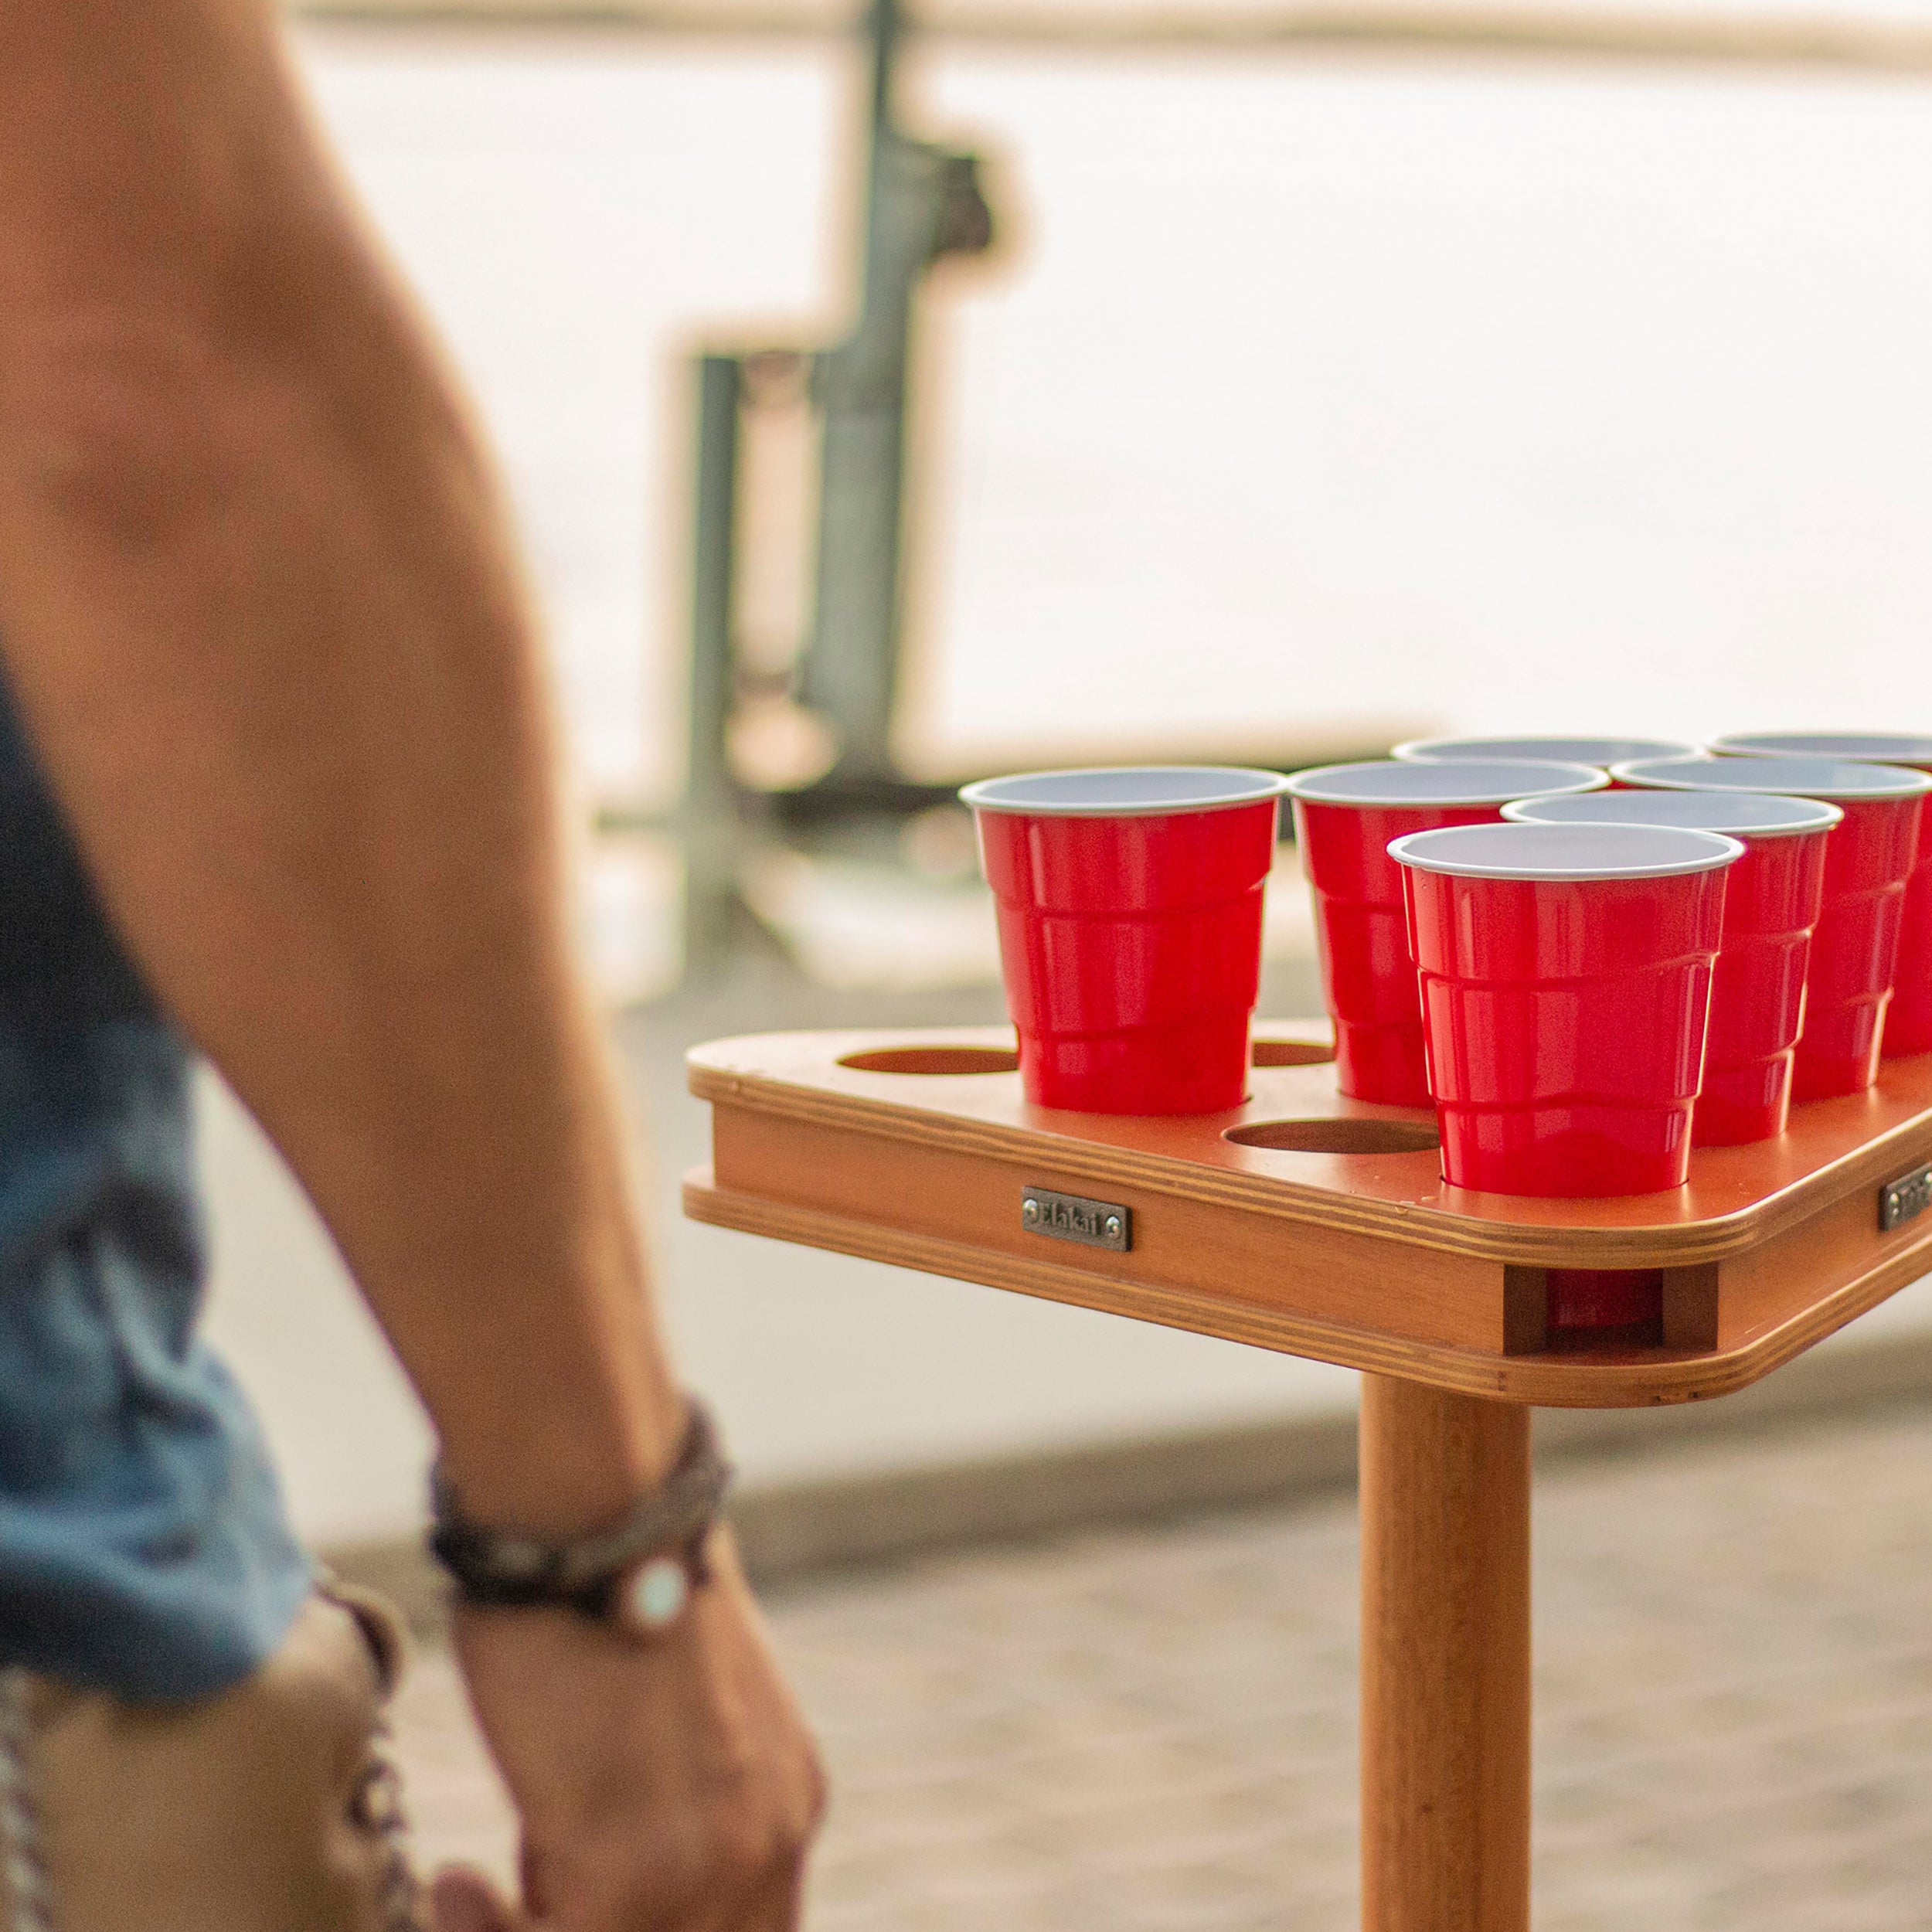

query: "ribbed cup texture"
xmin=1788 ymin=797 xmax=1921 ymax=1100
xmin=1294 ymin=800 xmax=1507 ymax=1107
xmin=1403 ymin=866 xmax=1730 ymax=1196
xmin=1693 ymin=830 xmax=1832 ymax=1144
xmin=1884 ymin=822 xmax=1932 ymax=1058
xmin=977 ymin=801 xmax=1277 ymax=1114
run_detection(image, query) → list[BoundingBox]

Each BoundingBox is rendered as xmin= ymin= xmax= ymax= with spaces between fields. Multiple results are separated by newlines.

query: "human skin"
xmin=0 ymin=4 xmax=822 ymax=1926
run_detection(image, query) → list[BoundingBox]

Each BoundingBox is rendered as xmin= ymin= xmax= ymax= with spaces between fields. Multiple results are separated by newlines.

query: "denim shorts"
xmin=0 ymin=675 xmax=308 ymax=1699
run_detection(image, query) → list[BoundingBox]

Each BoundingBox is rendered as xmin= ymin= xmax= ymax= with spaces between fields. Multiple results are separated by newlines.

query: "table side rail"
xmin=707 ymin=1099 xmax=1511 ymax=1353
xmin=685 ymin=1164 xmax=1932 ymax=1406
xmin=688 ymin=1053 xmax=1932 ymax=1270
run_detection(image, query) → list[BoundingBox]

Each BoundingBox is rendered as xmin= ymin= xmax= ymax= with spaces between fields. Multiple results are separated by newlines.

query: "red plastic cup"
xmin=1275 ymin=761 xmax=1607 ymax=1113
xmin=1389 ymin=821 xmax=1741 ymax=1196
xmin=1503 ymin=791 xmax=1841 ymax=1144
xmin=1710 ymin=733 xmax=1932 ymax=1060
xmin=1615 ymin=757 xmax=1932 ymax=1101
xmin=961 ymin=767 xmax=1291 ymax=1114
xmin=1537 ymin=1267 xmax=1665 ymax=1335
xmin=1284 ymin=761 xmax=1607 ymax=1106
xmin=1395 ymin=734 xmax=1693 ymax=784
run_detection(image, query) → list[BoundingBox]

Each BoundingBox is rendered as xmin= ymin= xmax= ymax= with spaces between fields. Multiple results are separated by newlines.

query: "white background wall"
xmin=299 ymin=29 xmax=1932 ymax=795
xmin=201 ymin=31 xmax=1932 ymax=1546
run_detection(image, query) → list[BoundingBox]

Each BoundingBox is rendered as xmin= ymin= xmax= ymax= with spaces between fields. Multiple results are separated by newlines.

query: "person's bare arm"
xmin=0 ymin=5 xmax=820 ymax=1924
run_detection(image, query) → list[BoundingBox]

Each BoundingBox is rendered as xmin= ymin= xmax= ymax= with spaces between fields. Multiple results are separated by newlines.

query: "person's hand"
xmin=430 ymin=1530 xmax=825 ymax=1931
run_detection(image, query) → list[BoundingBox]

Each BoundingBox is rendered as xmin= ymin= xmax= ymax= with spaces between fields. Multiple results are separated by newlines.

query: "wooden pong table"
xmin=683 ymin=1021 xmax=1932 ymax=1930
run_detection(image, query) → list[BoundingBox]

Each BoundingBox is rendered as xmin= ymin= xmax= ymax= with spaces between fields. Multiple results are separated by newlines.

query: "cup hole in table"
xmin=1225 ymin=1117 xmax=1440 ymax=1155
xmin=1252 ymin=1039 xmax=1336 ymax=1067
xmin=839 ymin=1046 xmax=1020 ymax=1075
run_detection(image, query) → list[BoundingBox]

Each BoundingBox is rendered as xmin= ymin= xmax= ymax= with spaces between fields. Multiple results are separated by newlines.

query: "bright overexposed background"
xmin=199 ymin=18 xmax=1932 ymax=1546
xmin=298 ymin=26 xmax=1932 ymax=798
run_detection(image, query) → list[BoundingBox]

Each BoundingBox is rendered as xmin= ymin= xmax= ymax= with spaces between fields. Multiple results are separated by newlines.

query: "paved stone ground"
xmin=390 ymin=1404 xmax=1932 ymax=1930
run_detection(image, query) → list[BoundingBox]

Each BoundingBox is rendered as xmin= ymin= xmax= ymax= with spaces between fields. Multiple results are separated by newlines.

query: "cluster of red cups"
xmin=962 ymin=731 xmax=1932 ymax=1208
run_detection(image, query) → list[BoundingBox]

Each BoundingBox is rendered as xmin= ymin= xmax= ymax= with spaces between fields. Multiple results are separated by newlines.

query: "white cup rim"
xmin=1709 ymin=731 xmax=1932 ymax=767
xmin=1393 ymin=734 xmax=1695 ymax=765
xmin=1502 ymin=791 xmax=1843 ymax=839
xmin=1284 ymin=759 xmax=1607 ymax=808
xmin=1389 ymin=821 xmax=1745 ymax=882
xmin=1614 ymin=755 xmax=1932 ymax=801
xmin=959 ymin=765 xmax=1291 ymax=818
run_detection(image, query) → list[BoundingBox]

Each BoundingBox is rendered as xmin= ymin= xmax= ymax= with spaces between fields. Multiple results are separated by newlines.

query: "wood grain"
xmin=682 ymin=1168 xmax=1932 ymax=1406
xmin=1360 ymin=1379 xmax=1530 ymax=1932
xmin=711 ymin=1102 xmax=1509 ymax=1352
xmin=682 ymin=1024 xmax=1932 ymax=1406
xmin=1502 ymin=1267 xmax=1549 ymax=1355
xmin=1714 ymin=1179 xmax=1932 ymax=1347
xmin=1662 ymin=1264 xmax=1721 ymax=1351
xmin=689 ymin=1025 xmax=1932 ymax=1268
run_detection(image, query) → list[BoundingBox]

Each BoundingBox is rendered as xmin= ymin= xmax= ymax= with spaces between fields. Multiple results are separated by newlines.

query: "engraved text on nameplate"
xmin=1879 ymin=1162 xmax=1932 ymax=1233
xmin=1020 ymin=1187 xmax=1131 ymax=1252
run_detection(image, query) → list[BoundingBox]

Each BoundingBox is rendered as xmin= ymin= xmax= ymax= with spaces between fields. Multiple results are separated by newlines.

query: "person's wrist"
xmin=432 ymin=1362 xmax=685 ymax=1539
xmin=429 ymin=1395 xmax=733 ymax=1638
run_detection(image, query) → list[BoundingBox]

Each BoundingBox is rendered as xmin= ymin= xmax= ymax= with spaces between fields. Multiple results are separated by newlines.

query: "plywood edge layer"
xmin=681 ymin=1168 xmax=1921 ymax=1406
xmin=1719 ymin=1223 xmax=1932 ymax=1362
xmin=686 ymin=1060 xmax=1833 ymax=1267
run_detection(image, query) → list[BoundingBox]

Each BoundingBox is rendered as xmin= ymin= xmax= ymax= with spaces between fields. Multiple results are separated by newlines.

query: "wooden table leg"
xmin=1360 ymin=1376 xmax=1531 ymax=1932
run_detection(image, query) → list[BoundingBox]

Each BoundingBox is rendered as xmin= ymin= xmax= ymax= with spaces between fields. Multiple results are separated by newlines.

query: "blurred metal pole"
xmin=800 ymin=0 xmax=991 ymax=787
xmin=666 ymin=0 xmax=995 ymax=985
xmin=798 ymin=0 xmax=915 ymax=784
xmin=684 ymin=352 xmax=743 ymax=965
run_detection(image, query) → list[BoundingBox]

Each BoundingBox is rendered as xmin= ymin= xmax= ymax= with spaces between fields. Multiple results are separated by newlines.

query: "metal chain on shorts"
xmin=0 ymin=1669 xmax=52 ymax=1932
xmin=351 ymin=1710 xmax=423 ymax=1932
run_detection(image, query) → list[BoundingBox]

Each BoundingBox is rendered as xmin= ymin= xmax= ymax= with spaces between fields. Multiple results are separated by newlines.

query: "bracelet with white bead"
xmin=427 ymin=1398 xmax=733 ymax=1639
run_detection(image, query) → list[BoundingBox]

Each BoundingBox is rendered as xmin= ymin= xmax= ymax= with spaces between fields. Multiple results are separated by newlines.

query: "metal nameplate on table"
xmin=1021 ymin=1185 xmax=1131 ymax=1252
xmin=1879 ymin=1161 xmax=1932 ymax=1231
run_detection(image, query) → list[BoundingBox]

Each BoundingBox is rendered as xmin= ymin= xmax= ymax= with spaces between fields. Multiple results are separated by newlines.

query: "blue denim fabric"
xmin=0 ymin=680 xmax=310 ymax=1700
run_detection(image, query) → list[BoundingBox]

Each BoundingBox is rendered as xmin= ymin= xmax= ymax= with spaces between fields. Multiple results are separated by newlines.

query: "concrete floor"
xmin=392 ymin=1396 xmax=1932 ymax=1929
